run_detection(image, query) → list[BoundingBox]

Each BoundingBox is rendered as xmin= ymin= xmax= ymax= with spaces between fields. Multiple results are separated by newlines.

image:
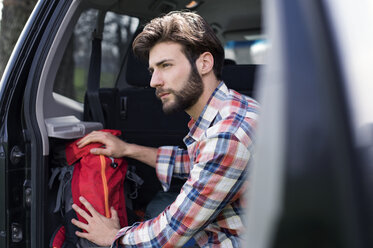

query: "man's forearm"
xmin=124 ymin=143 xmax=158 ymax=168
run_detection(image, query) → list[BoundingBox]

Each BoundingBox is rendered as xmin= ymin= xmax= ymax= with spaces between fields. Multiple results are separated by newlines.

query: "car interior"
xmin=30 ymin=0 xmax=263 ymax=244
xmin=3 ymin=0 xmax=372 ymax=247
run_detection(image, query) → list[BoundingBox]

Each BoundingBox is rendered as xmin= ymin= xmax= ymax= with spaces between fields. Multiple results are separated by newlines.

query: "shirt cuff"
xmin=110 ymin=226 xmax=132 ymax=248
xmin=156 ymin=146 xmax=177 ymax=191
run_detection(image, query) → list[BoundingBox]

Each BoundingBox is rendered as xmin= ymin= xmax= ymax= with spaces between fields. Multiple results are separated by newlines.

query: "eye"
xmin=162 ymin=63 xmax=171 ymax=68
xmin=148 ymin=68 xmax=154 ymax=76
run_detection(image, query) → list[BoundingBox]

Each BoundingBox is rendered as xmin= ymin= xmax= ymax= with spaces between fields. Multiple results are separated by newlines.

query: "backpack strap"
xmin=126 ymin=168 xmax=144 ymax=199
xmin=49 ymin=166 xmax=74 ymax=214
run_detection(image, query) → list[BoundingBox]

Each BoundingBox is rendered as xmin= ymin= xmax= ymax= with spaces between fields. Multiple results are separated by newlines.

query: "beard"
xmin=156 ymin=65 xmax=204 ymax=115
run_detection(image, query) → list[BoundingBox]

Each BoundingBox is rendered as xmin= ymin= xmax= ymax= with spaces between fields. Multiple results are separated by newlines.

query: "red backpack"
xmin=49 ymin=129 xmax=128 ymax=248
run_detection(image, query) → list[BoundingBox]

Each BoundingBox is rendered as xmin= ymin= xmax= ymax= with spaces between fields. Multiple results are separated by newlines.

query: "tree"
xmin=0 ymin=3 xmax=138 ymax=101
xmin=0 ymin=0 xmax=38 ymax=78
xmin=53 ymin=10 xmax=137 ymax=102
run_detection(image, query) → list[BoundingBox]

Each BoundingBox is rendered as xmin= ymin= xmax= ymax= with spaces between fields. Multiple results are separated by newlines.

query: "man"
xmin=71 ymin=11 xmax=259 ymax=247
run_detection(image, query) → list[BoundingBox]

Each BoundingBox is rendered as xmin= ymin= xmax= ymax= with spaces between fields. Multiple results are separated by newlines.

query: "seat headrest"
xmin=125 ymin=50 xmax=151 ymax=87
xmin=222 ymin=64 xmax=257 ymax=92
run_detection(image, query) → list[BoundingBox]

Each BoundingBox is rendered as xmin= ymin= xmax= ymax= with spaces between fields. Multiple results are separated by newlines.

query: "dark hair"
xmin=133 ymin=11 xmax=224 ymax=80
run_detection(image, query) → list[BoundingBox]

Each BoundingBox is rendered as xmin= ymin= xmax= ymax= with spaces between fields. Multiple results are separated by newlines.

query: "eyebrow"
xmin=149 ymin=59 xmax=174 ymax=71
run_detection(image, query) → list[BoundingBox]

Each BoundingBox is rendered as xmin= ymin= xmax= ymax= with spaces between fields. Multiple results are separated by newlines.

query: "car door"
xmin=0 ymin=1 xmax=74 ymax=247
xmin=245 ymin=0 xmax=373 ymax=247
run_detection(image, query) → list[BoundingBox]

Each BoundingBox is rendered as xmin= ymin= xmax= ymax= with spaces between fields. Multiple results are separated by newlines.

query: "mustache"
xmin=155 ymin=88 xmax=174 ymax=98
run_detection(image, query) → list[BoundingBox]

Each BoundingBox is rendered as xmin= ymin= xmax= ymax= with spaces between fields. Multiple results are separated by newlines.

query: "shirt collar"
xmin=186 ymin=82 xmax=229 ymax=142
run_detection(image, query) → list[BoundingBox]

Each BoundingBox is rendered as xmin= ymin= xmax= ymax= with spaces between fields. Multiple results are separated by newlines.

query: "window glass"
xmin=224 ymin=39 xmax=267 ymax=64
xmin=54 ymin=9 xmax=139 ymax=102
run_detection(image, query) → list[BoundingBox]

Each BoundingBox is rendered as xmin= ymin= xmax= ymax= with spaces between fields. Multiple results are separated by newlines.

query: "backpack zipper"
xmin=100 ymin=155 xmax=110 ymax=217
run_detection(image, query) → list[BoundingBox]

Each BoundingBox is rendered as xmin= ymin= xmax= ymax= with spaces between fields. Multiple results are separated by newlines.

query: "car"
xmin=0 ymin=0 xmax=372 ymax=247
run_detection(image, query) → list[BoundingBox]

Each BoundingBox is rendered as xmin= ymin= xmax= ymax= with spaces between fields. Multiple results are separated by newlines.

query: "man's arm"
xmin=72 ymin=131 xmax=252 ymax=247
xmin=77 ymin=130 xmax=158 ymax=168
xmin=155 ymin=146 xmax=191 ymax=191
xmin=114 ymin=133 xmax=251 ymax=247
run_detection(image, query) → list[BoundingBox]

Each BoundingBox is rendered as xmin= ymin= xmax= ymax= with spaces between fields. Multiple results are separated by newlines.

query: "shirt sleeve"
xmin=110 ymin=132 xmax=251 ymax=247
xmin=155 ymin=146 xmax=191 ymax=191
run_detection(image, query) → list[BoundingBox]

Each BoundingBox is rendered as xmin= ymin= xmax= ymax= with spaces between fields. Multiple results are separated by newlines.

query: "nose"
xmin=150 ymin=70 xmax=163 ymax=88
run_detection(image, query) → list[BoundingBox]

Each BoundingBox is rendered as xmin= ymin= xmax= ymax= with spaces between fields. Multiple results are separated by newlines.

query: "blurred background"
xmin=0 ymin=0 xmax=139 ymax=102
xmin=0 ymin=0 xmax=38 ymax=79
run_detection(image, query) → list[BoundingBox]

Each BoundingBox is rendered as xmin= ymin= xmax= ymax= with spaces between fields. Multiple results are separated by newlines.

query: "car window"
xmin=224 ymin=39 xmax=267 ymax=64
xmin=53 ymin=9 xmax=139 ymax=103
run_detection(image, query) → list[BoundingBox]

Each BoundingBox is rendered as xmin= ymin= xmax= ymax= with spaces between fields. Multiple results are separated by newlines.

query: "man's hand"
xmin=71 ymin=196 xmax=121 ymax=246
xmin=77 ymin=131 xmax=159 ymax=168
xmin=77 ymin=131 xmax=129 ymax=158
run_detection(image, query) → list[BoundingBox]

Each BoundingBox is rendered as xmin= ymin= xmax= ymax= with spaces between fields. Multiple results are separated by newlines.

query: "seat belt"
xmin=84 ymin=11 xmax=106 ymax=126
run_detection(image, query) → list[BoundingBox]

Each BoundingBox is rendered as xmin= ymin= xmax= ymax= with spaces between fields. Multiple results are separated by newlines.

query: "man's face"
xmin=148 ymin=42 xmax=203 ymax=114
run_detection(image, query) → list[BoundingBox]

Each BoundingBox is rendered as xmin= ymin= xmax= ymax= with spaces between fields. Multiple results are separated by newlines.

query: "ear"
xmin=196 ymin=52 xmax=214 ymax=76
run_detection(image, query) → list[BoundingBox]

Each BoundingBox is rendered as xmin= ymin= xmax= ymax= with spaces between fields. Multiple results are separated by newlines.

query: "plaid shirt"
xmin=111 ymin=82 xmax=259 ymax=247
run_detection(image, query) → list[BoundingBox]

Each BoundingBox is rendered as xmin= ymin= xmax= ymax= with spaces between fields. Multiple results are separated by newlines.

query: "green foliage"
xmin=73 ymin=67 xmax=117 ymax=103
xmin=73 ymin=67 xmax=87 ymax=103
